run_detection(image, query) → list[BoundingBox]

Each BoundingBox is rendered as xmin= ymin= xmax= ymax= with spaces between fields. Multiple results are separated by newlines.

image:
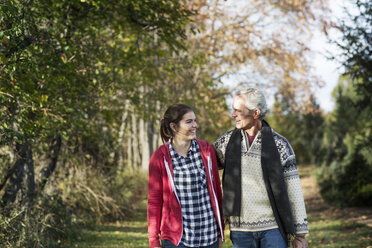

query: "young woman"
xmin=147 ymin=104 xmax=224 ymax=248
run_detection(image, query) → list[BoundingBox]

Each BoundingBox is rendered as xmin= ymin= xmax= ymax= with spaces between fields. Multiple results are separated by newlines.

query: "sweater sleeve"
xmin=279 ymin=140 xmax=309 ymax=234
xmin=213 ymin=130 xmax=233 ymax=169
xmin=147 ymin=152 xmax=163 ymax=248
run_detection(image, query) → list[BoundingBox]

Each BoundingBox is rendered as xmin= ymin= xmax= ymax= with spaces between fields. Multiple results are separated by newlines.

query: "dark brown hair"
xmin=160 ymin=104 xmax=194 ymax=143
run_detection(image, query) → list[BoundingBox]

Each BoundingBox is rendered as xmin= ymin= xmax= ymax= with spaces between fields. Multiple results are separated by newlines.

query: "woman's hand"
xmin=292 ymin=235 xmax=308 ymax=248
xmin=218 ymin=237 xmax=223 ymax=248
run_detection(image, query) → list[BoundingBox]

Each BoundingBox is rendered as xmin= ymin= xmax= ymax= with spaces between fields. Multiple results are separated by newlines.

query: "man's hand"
xmin=292 ymin=235 xmax=308 ymax=248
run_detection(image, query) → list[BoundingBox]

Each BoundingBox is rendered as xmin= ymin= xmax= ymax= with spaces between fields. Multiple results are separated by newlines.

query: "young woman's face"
xmin=172 ymin=111 xmax=198 ymax=141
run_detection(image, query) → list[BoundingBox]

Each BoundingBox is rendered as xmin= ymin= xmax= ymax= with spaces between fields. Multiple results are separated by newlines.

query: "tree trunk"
xmin=131 ymin=112 xmax=139 ymax=168
xmin=127 ymin=118 xmax=133 ymax=169
xmin=147 ymin=122 xmax=154 ymax=157
xmin=117 ymin=100 xmax=130 ymax=172
xmin=1 ymin=142 xmax=35 ymax=213
xmin=39 ymin=136 xmax=62 ymax=192
xmin=139 ymin=118 xmax=150 ymax=172
xmin=153 ymin=101 xmax=162 ymax=150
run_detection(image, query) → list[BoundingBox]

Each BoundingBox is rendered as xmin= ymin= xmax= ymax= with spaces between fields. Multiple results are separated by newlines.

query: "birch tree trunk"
xmin=139 ymin=118 xmax=150 ymax=172
xmin=117 ymin=100 xmax=130 ymax=172
xmin=127 ymin=117 xmax=133 ymax=169
xmin=131 ymin=112 xmax=139 ymax=168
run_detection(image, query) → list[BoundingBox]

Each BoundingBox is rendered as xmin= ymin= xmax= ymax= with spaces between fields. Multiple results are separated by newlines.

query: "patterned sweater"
xmin=213 ymin=129 xmax=308 ymax=234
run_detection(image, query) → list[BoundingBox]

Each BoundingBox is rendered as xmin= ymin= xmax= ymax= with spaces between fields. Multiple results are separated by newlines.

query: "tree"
xmin=316 ymin=0 xmax=372 ymax=207
xmin=267 ymin=95 xmax=325 ymax=165
xmin=186 ymin=0 xmax=331 ymax=111
xmin=334 ymin=0 xmax=372 ymax=112
xmin=0 ymin=0 xmax=198 ymax=245
xmin=316 ymin=77 xmax=372 ymax=206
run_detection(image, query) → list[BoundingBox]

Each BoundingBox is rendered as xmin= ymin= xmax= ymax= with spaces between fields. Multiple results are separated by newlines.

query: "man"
xmin=213 ymin=88 xmax=308 ymax=248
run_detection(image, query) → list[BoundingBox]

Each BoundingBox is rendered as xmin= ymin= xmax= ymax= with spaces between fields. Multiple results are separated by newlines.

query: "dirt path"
xmin=300 ymin=165 xmax=372 ymax=228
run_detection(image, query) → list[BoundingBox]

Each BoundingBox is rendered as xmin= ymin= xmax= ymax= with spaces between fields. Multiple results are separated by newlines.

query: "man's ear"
xmin=253 ymin=108 xmax=261 ymax=119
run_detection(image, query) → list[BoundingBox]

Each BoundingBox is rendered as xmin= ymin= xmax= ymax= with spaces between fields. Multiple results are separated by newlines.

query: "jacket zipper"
xmin=163 ymin=157 xmax=183 ymax=246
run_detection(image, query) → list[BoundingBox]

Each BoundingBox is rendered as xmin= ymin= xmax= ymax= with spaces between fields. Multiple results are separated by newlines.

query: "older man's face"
xmin=231 ymin=96 xmax=254 ymax=130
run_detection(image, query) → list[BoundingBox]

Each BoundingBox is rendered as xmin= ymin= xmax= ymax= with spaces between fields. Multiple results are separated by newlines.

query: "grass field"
xmin=69 ymin=165 xmax=372 ymax=247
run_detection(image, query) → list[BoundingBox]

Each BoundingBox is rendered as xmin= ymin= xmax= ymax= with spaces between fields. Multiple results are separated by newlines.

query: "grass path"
xmin=70 ymin=165 xmax=372 ymax=247
xmin=299 ymin=165 xmax=372 ymax=247
xmin=69 ymin=220 xmax=148 ymax=248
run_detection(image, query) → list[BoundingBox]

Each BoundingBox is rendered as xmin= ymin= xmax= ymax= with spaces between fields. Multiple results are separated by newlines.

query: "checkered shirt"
xmin=169 ymin=139 xmax=218 ymax=247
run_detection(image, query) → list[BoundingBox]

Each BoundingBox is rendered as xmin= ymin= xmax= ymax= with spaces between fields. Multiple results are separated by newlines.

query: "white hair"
xmin=236 ymin=87 xmax=267 ymax=120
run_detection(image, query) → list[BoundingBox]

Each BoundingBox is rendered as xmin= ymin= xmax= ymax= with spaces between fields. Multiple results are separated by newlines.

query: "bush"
xmin=0 ymin=164 xmax=148 ymax=247
xmin=55 ymin=165 xmax=147 ymax=225
xmin=316 ymin=148 xmax=372 ymax=207
xmin=0 ymin=208 xmax=26 ymax=247
xmin=108 ymin=169 xmax=148 ymax=221
xmin=316 ymin=77 xmax=372 ymax=207
xmin=35 ymin=192 xmax=79 ymax=247
xmin=0 ymin=192 xmax=78 ymax=248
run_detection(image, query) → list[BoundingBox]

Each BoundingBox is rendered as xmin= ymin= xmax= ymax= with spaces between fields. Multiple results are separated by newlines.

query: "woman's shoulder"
xmin=195 ymin=140 xmax=216 ymax=157
xmin=195 ymin=139 xmax=210 ymax=145
xmin=151 ymin=143 xmax=169 ymax=159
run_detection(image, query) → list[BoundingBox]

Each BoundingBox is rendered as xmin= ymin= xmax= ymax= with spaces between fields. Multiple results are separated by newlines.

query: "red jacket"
xmin=147 ymin=139 xmax=224 ymax=248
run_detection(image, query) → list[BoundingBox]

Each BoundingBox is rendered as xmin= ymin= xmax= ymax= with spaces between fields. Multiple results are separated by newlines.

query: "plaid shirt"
xmin=169 ymin=139 xmax=218 ymax=247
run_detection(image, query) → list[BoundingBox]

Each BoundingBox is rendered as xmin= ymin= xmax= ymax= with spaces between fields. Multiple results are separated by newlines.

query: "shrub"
xmin=0 ymin=192 xmax=78 ymax=248
xmin=109 ymin=169 xmax=148 ymax=221
xmin=55 ymin=165 xmax=147 ymax=225
xmin=316 ymin=147 xmax=372 ymax=207
xmin=316 ymin=77 xmax=372 ymax=207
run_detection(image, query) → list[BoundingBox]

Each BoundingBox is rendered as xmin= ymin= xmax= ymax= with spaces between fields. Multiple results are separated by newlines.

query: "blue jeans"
xmin=230 ymin=229 xmax=287 ymax=248
xmin=161 ymin=239 xmax=218 ymax=248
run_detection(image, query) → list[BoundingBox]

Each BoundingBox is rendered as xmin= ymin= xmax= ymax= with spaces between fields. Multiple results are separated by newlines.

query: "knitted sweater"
xmin=213 ymin=129 xmax=308 ymax=234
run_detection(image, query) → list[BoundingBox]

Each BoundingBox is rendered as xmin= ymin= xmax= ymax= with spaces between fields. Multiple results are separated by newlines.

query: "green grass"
xmin=68 ymin=218 xmax=371 ymax=248
xmin=69 ymin=165 xmax=372 ymax=248
xmin=68 ymin=221 xmax=148 ymax=248
xmin=306 ymin=216 xmax=372 ymax=247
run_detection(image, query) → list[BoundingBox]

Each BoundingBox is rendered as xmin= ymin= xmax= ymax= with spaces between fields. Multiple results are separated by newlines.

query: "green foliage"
xmin=334 ymin=0 xmax=372 ymax=113
xmin=109 ymin=170 xmax=148 ymax=220
xmin=0 ymin=0 xmax=194 ymax=146
xmin=266 ymin=95 xmax=325 ymax=165
xmin=316 ymin=77 xmax=372 ymax=207
xmin=0 ymin=192 xmax=78 ymax=247
xmin=321 ymin=0 xmax=372 ymax=207
xmin=50 ymin=163 xmax=147 ymax=225
xmin=0 ymin=0 xmax=201 ymax=246
xmin=0 ymin=208 xmax=25 ymax=246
